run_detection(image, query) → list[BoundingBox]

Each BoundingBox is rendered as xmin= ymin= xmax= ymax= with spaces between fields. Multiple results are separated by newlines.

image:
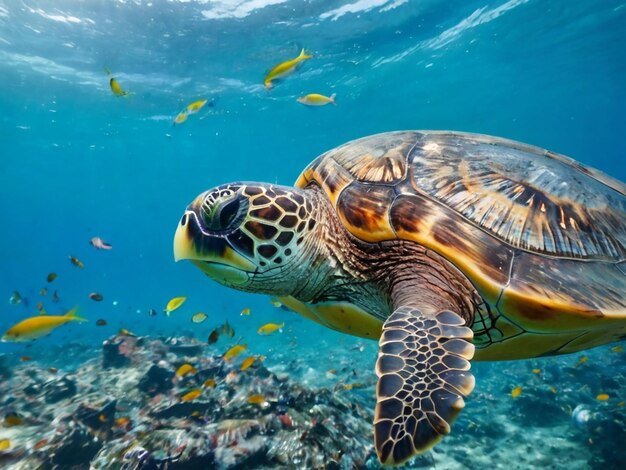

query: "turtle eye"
xmin=218 ymin=198 xmax=240 ymax=229
xmin=200 ymin=190 xmax=246 ymax=232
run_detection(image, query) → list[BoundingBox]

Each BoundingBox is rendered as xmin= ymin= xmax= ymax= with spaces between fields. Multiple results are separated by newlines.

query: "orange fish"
xmin=247 ymin=394 xmax=266 ymax=405
xmin=181 ymin=389 xmax=202 ymax=402
xmin=241 ymin=356 xmax=255 ymax=371
xmin=175 ymin=363 xmax=197 ymax=378
xmin=224 ymin=344 xmax=247 ymax=361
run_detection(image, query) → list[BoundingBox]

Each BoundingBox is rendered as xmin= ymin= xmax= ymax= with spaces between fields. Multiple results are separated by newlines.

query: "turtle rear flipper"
xmin=375 ymin=307 xmax=475 ymax=465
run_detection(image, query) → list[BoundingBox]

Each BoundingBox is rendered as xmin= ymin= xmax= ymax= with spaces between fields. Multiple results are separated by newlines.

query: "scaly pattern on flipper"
xmin=375 ymin=307 xmax=475 ymax=465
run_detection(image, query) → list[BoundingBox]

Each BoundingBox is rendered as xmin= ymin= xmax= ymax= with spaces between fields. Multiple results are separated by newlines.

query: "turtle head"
xmin=174 ymin=182 xmax=317 ymax=294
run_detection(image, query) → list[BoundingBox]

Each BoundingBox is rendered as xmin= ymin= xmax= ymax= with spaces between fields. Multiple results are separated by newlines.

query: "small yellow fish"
xmin=617 ymin=401 xmax=625 ymax=407
xmin=269 ymin=299 xmax=282 ymax=308
xmin=203 ymin=378 xmax=216 ymax=388
xmin=240 ymin=307 xmax=251 ymax=316
xmin=240 ymin=356 xmax=255 ymax=371
xmin=165 ymin=296 xmax=186 ymax=316
xmin=596 ymin=393 xmax=610 ymax=401
xmin=115 ymin=416 xmax=131 ymax=427
xmin=532 ymin=368 xmax=541 ymax=374
xmin=2 ymin=306 xmax=86 ymax=342
xmin=47 ymin=273 xmax=57 ymax=283
xmin=69 ymin=256 xmax=85 ymax=268
xmin=99 ymin=414 xmax=108 ymax=423
xmin=0 ymin=439 xmax=10 ymax=450
xmin=176 ymin=363 xmax=197 ymax=378
xmin=297 ymin=93 xmax=336 ymax=106
xmin=576 ymin=355 xmax=588 ymax=367
xmin=257 ymin=322 xmax=284 ymax=335
xmin=264 ymin=48 xmax=312 ymax=89
xmin=549 ymin=386 xmax=558 ymax=394
xmin=181 ymin=389 xmax=202 ymax=402
xmin=191 ymin=312 xmax=208 ymax=323
xmin=118 ymin=328 xmax=137 ymax=337
xmin=186 ymin=99 xmax=208 ymax=114
xmin=247 ymin=394 xmax=266 ymax=405
xmin=173 ymin=111 xmax=188 ymax=125
xmin=511 ymin=386 xmax=523 ymax=398
xmin=4 ymin=412 xmax=23 ymax=426
xmin=109 ymin=77 xmax=130 ymax=97
xmin=224 ymin=344 xmax=247 ymax=361
xmin=611 ymin=345 xmax=623 ymax=353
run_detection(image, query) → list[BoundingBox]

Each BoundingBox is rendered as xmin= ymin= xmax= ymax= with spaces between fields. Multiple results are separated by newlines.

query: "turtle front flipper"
xmin=375 ymin=307 xmax=475 ymax=465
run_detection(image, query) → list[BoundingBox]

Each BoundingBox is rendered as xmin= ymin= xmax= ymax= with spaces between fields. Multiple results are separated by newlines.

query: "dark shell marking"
xmin=296 ymin=131 xmax=626 ymax=354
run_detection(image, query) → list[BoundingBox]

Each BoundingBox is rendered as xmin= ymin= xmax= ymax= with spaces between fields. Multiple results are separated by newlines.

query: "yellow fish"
xmin=176 ymin=363 xmax=197 ymax=378
xmin=257 ymin=322 xmax=284 ymax=335
xmin=611 ymin=345 xmax=623 ymax=353
xmin=511 ymin=386 xmax=522 ymax=398
xmin=576 ymin=355 xmax=588 ymax=367
xmin=181 ymin=389 xmax=202 ymax=402
xmin=203 ymin=378 xmax=216 ymax=388
xmin=109 ymin=77 xmax=130 ymax=97
xmin=297 ymin=93 xmax=336 ymax=106
xmin=247 ymin=394 xmax=266 ymax=405
xmin=596 ymin=393 xmax=609 ymax=401
xmin=173 ymin=111 xmax=188 ymax=125
xmin=0 ymin=439 xmax=10 ymax=450
xmin=3 ymin=412 xmax=23 ymax=426
xmin=186 ymin=99 xmax=208 ymax=114
xmin=532 ymin=368 xmax=541 ymax=374
xmin=240 ymin=307 xmax=251 ymax=316
xmin=264 ymin=48 xmax=312 ymax=89
xmin=240 ymin=356 xmax=255 ymax=371
xmin=165 ymin=296 xmax=186 ymax=316
xmin=224 ymin=344 xmax=247 ymax=361
xmin=269 ymin=298 xmax=283 ymax=308
xmin=2 ymin=306 xmax=86 ymax=342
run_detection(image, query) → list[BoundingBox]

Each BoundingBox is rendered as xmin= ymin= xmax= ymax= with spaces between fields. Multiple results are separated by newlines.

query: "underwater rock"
xmin=164 ymin=337 xmax=205 ymax=356
xmin=138 ymin=363 xmax=175 ymax=395
xmin=150 ymin=399 xmax=218 ymax=420
xmin=75 ymin=399 xmax=117 ymax=432
xmin=49 ymin=425 xmax=103 ymax=467
xmin=102 ymin=338 xmax=131 ymax=368
xmin=43 ymin=375 xmax=77 ymax=403
xmin=0 ymin=354 xmax=10 ymax=379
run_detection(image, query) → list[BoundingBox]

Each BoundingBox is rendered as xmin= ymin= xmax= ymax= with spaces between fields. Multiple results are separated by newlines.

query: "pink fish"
xmin=90 ymin=237 xmax=112 ymax=250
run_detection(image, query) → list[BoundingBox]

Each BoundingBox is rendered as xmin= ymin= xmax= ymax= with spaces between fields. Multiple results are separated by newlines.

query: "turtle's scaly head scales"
xmin=174 ymin=182 xmax=316 ymax=290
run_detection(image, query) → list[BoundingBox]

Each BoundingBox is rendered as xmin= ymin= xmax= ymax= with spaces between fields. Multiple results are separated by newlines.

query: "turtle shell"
xmin=296 ymin=131 xmax=626 ymax=357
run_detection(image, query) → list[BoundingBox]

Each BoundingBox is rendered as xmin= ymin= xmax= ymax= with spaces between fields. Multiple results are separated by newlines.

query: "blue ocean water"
xmin=1 ymin=0 xmax=625 ymax=468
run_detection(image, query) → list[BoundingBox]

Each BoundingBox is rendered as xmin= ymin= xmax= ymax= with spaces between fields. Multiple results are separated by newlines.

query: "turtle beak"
xmin=173 ymin=211 xmax=257 ymax=272
xmin=173 ymin=213 xmax=196 ymax=262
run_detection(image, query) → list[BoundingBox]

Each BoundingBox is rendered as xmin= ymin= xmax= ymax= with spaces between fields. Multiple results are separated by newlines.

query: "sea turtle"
xmin=173 ymin=131 xmax=626 ymax=465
